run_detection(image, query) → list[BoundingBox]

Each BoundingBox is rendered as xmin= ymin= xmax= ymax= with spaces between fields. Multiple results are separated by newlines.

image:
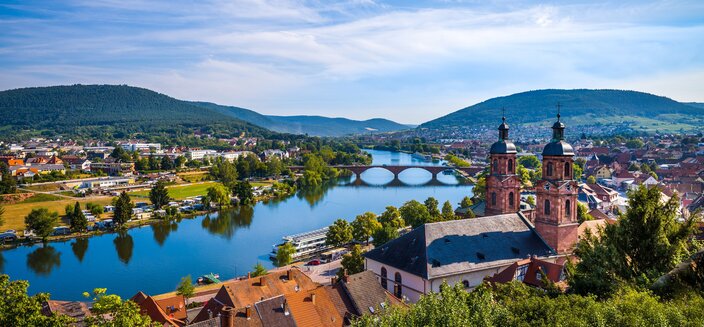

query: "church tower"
xmin=485 ymin=115 xmax=521 ymax=216
xmin=534 ymin=108 xmax=579 ymax=254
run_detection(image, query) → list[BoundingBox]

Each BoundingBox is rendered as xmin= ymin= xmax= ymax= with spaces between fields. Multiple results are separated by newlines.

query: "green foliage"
xmin=326 ymin=219 xmax=353 ymax=247
xmin=626 ymin=138 xmax=645 ymax=149
xmin=0 ymin=274 xmax=74 ymax=327
xmin=85 ymin=202 xmax=104 ymax=216
xmin=518 ymin=155 xmax=540 ymax=169
xmin=252 ymin=262 xmax=268 ymax=278
xmin=24 ymin=208 xmax=58 ymax=241
xmin=210 ymin=158 xmax=239 ymax=185
xmin=113 ymin=191 xmax=134 ymax=227
xmin=441 ymin=201 xmax=456 ymax=221
xmin=525 ymin=195 xmax=535 ymax=206
xmin=372 ymin=225 xmax=400 ymax=248
xmin=400 ymin=200 xmax=432 ymax=228
xmin=0 ymin=204 xmax=5 ymax=227
xmin=149 ymin=180 xmax=171 ymax=208
xmin=570 ymin=186 xmax=699 ymax=297
xmin=460 ymin=196 xmax=473 ymax=209
xmin=69 ymin=202 xmax=88 ymax=233
xmin=83 ymin=288 xmax=151 ymax=327
xmin=587 ymin=175 xmax=597 ymax=184
xmin=472 ymin=174 xmax=487 ymax=202
xmin=424 ymin=197 xmax=440 ymax=218
xmin=275 ymin=242 xmax=296 ymax=267
xmin=338 ymin=244 xmax=365 ymax=279
xmin=572 ymin=163 xmax=583 ymax=181
xmin=0 ymin=163 xmax=17 ymax=194
xmin=444 ymin=154 xmax=471 ymax=167
xmin=576 ymin=202 xmax=593 ymax=224
xmin=206 ymin=184 xmax=230 ymax=208
xmin=231 ymin=181 xmax=254 ymax=205
xmin=175 ymin=275 xmax=195 ymax=304
xmin=351 ymin=212 xmax=382 ymax=244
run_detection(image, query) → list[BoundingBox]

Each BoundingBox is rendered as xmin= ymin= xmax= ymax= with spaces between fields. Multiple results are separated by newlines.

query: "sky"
xmin=0 ymin=0 xmax=703 ymax=124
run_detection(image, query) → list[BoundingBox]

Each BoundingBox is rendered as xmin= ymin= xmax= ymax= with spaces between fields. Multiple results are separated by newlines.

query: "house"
xmin=593 ymin=165 xmax=612 ymax=180
xmin=486 ymin=256 xmax=565 ymax=288
xmin=365 ymin=115 xmax=580 ymax=303
xmin=130 ymin=292 xmax=185 ymax=326
xmin=612 ymin=171 xmax=636 ymax=188
xmin=42 ymin=300 xmax=92 ymax=327
xmin=90 ymin=161 xmax=135 ymax=175
xmin=62 ymin=156 xmax=92 ymax=171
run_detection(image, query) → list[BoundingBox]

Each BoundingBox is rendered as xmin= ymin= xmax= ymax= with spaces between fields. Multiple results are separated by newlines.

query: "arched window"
xmin=491 ymin=192 xmax=497 ymax=206
xmin=544 ymin=200 xmax=551 ymax=215
xmin=565 ymin=200 xmax=571 ymax=217
xmin=493 ymin=159 xmax=498 ymax=174
xmin=564 ymin=163 xmax=571 ymax=179
xmin=547 ymin=162 xmax=553 ymax=176
xmin=394 ymin=272 xmax=402 ymax=298
xmin=508 ymin=159 xmax=513 ymax=173
xmin=462 ymin=280 xmax=470 ymax=288
xmin=381 ymin=267 xmax=388 ymax=290
xmin=509 ymin=192 xmax=514 ymax=208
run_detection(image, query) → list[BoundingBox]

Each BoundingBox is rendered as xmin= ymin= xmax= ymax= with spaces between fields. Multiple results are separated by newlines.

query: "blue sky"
xmin=1 ymin=0 xmax=703 ymax=123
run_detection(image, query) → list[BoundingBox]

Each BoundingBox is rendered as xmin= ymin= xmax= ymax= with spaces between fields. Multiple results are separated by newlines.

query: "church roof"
xmin=542 ymin=141 xmax=575 ymax=156
xmin=490 ymin=141 xmax=517 ymax=154
xmin=364 ymin=213 xmax=554 ymax=280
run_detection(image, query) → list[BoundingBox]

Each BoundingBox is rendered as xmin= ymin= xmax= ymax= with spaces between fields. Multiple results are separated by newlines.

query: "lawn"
xmin=129 ymin=181 xmax=219 ymax=200
xmin=0 ymin=196 xmax=114 ymax=231
xmin=23 ymin=183 xmax=63 ymax=192
xmin=177 ymin=171 xmax=210 ymax=183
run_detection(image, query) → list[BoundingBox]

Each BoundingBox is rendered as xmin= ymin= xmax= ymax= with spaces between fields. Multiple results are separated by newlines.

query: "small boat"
xmin=197 ymin=273 xmax=221 ymax=285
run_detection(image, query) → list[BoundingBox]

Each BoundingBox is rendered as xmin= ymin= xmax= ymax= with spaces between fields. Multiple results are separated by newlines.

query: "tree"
xmin=0 ymin=163 xmax=17 ymax=194
xmin=372 ymin=225 xmax=399 ymax=247
xmin=571 ymin=185 xmax=699 ymax=297
xmin=266 ymin=156 xmax=283 ymax=177
xmin=70 ymin=202 xmax=87 ymax=233
xmin=459 ymin=196 xmax=473 ymax=209
xmin=207 ymin=184 xmax=230 ymax=208
xmin=0 ymin=274 xmax=74 ymax=326
xmin=86 ymin=202 xmax=104 ymax=217
xmin=231 ymin=181 xmax=254 ymax=205
xmin=211 ymin=158 xmax=239 ymax=185
xmin=326 ymin=219 xmax=353 ymax=247
xmin=276 ymin=242 xmax=296 ymax=267
xmin=0 ymin=204 xmax=5 ymax=228
xmin=576 ymin=202 xmax=593 ymax=224
xmin=378 ymin=206 xmax=405 ymax=229
xmin=424 ymin=197 xmax=440 ymax=218
xmin=351 ymin=212 xmax=382 ymax=244
xmin=113 ymin=191 xmax=134 ymax=227
xmin=175 ymin=275 xmax=195 ymax=307
xmin=472 ymin=175 xmax=486 ymax=202
xmin=149 ymin=180 xmax=171 ymax=209
xmin=338 ymin=244 xmax=365 ymax=279
xmin=25 ymin=208 xmax=58 ymax=242
xmin=441 ymin=201 xmax=456 ymax=221
xmin=252 ymin=262 xmax=268 ymax=277
xmin=518 ymin=155 xmax=540 ymax=169
xmin=526 ymin=195 xmax=535 ymax=206
xmin=400 ymin=200 xmax=432 ymax=228
xmin=160 ymin=156 xmax=174 ymax=170
xmin=587 ymin=175 xmax=597 ymax=184
xmin=572 ymin=163 xmax=583 ymax=181
xmin=83 ymin=288 xmax=151 ymax=327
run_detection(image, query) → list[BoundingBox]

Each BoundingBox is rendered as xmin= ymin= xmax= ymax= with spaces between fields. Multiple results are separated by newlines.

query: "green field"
xmin=0 ymin=196 xmax=114 ymax=231
xmin=129 ymin=181 xmax=219 ymax=200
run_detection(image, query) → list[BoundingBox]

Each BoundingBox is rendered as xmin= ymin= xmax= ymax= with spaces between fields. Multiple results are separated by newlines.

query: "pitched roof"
xmin=364 ymin=213 xmax=554 ymax=279
xmin=130 ymin=292 xmax=183 ymax=326
xmin=42 ymin=300 xmax=92 ymax=326
xmin=255 ymin=296 xmax=296 ymax=327
xmin=339 ymin=270 xmax=404 ymax=316
xmin=285 ymin=286 xmax=344 ymax=327
xmin=487 ymin=257 xmax=564 ymax=287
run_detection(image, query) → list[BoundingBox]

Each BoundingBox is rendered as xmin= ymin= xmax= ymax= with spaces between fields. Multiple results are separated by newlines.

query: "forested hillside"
xmin=422 ymin=89 xmax=704 ymax=132
xmin=0 ymin=85 xmax=268 ymax=140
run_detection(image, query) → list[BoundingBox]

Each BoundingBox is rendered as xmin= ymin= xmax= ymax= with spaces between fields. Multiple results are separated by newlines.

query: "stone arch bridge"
xmin=289 ymin=165 xmax=477 ymax=181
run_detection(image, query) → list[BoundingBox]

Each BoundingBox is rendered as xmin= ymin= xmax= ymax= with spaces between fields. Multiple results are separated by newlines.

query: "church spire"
xmin=551 ymin=103 xmax=565 ymax=141
xmin=498 ymin=108 xmax=509 ymax=141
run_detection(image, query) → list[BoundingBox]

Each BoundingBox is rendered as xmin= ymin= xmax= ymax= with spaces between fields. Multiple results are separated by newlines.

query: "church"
xmin=364 ymin=112 xmax=579 ymax=302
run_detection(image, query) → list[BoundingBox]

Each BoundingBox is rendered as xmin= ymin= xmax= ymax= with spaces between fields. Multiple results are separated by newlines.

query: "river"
xmin=0 ymin=150 xmax=473 ymax=300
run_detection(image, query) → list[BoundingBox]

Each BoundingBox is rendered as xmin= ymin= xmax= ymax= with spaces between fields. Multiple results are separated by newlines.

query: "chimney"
xmin=259 ymin=276 xmax=264 ymax=286
xmin=330 ymin=277 xmax=337 ymax=285
xmin=287 ymin=269 xmax=293 ymax=281
xmin=310 ymin=293 xmax=316 ymax=304
xmin=283 ymin=300 xmax=290 ymax=316
xmin=245 ymin=305 xmax=252 ymax=319
xmin=220 ymin=306 xmax=234 ymax=327
xmin=342 ymin=269 xmax=349 ymax=283
xmin=247 ymin=272 xmax=251 ymax=279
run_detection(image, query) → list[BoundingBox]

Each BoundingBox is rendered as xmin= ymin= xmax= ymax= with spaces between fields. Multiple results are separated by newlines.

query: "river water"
xmin=0 ymin=150 xmax=473 ymax=300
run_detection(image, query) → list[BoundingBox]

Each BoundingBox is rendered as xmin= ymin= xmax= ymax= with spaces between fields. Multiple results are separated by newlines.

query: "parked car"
xmin=52 ymin=226 xmax=71 ymax=236
xmin=307 ymin=259 xmax=321 ymax=266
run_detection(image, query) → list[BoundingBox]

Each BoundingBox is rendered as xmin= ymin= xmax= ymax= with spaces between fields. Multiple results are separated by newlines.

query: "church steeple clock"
xmin=485 ymin=114 xmax=521 ymax=216
xmin=534 ymin=106 xmax=579 ymax=254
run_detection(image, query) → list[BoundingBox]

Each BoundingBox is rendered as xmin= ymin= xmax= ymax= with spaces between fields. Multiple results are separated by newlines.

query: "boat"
xmin=412 ymin=152 xmax=432 ymax=161
xmin=197 ymin=273 xmax=221 ymax=285
xmin=270 ymin=227 xmax=332 ymax=261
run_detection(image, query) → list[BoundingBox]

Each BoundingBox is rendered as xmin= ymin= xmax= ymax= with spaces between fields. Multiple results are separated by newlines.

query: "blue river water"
xmin=0 ymin=150 xmax=473 ymax=300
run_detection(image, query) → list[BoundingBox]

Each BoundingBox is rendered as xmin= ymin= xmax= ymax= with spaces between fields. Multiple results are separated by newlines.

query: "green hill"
xmin=191 ymin=102 xmax=409 ymax=137
xmin=421 ymin=89 xmax=704 ymax=132
xmin=0 ymin=85 xmax=268 ymax=140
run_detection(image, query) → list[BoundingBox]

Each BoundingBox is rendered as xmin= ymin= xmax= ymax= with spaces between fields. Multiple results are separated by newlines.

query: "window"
xmin=491 ymin=192 xmax=497 ymax=206
xmin=509 ymin=192 xmax=514 ymax=208
xmin=515 ymin=265 xmax=528 ymax=281
xmin=462 ymin=280 xmax=470 ymax=288
xmin=381 ymin=267 xmax=388 ymax=290
xmin=547 ymin=162 xmax=553 ymax=176
xmin=493 ymin=159 xmax=498 ymax=173
xmin=544 ymin=200 xmax=551 ymax=215
xmin=564 ymin=163 xmax=571 ymax=179
xmin=508 ymin=159 xmax=513 ymax=173
xmin=394 ymin=272 xmax=402 ymax=298
xmin=565 ymin=200 xmax=571 ymax=217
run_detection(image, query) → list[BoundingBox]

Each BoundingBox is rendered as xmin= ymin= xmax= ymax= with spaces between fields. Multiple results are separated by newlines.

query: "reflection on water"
xmin=201 ymin=206 xmax=254 ymax=239
xmin=113 ymin=233 xmax=134 ymax=265
xmin=0 ymin=251 xmax=4 ymax=273
xmin=152 ymin=220 xmax=179 ymax=246
xmin=71 ymin=238 xmax=89 ymax=262
xmin=295 ymin=180 xmax=339 ymax=208
xmin=27 ymin=245 xmax=61 ymax=275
